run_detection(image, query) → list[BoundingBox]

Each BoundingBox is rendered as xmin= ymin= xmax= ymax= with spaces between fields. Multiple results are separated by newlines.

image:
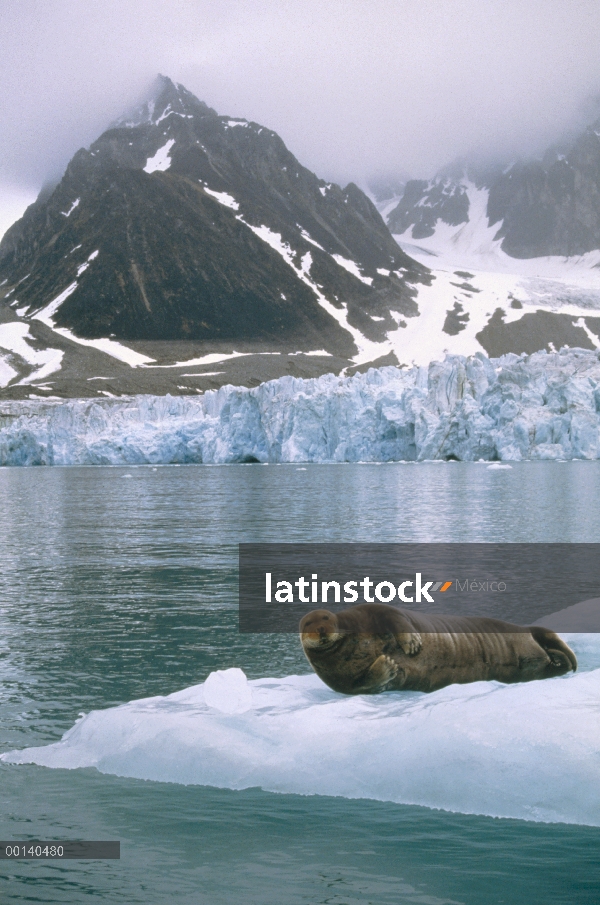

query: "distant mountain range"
xmin=0 ymin=76 xmax=428 ymax=399
xmin=374 ymin=120 xmax=600 ymax=360
xmin=387 ymin=121 xmax=600 ymax=258
xmin=4 ymin=77 xmax=600 ymax=401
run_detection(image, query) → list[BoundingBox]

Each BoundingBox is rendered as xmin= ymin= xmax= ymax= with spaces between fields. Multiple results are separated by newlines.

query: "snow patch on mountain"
xmin=0 ymin=323 xmax=63 ymax=385
xmin=143 ymin=139 xmax=175 ymax=174
xmin=13 ymin=255 xmax=154 ymax=370
xmin=331 ymin=254 xmax=373 ymax=285
xmin=203 ymin=187 xmax=239 ymax=210
xmin=0 ymin=356 xmax=17 ymax=387
xmin=379 ymin=180 xmax=600 ymax=364
xmin=76 ymin=249 xmax=99 ymax=278
xmin=33 ymin=282 xmax=79 ymax=325
xmin=60 ymin=198 xmax=80 ymax=218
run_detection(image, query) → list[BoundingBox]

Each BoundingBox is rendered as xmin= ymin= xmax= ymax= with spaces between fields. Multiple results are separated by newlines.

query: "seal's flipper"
xmin=529 ymin=626 xmax=577 ymax=673
xmin=355 ymin=654 xmax=400 ymax=693
xmin=395 ymin=632 xmax=422 ymax=656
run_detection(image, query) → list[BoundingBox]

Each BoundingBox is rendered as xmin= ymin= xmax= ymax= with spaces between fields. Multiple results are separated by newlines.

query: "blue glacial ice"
xmin=4 ymin=347 xmax=600 ymax=464
xmin=2 ymin=634 xmax=599 ymax=825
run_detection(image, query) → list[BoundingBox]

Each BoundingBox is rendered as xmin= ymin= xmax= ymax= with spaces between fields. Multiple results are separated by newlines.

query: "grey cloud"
xmin=3 ymin=0 xmax=600 ymax=197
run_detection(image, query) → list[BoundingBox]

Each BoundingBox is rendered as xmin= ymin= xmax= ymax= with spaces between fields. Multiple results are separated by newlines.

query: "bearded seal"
xmin=299 ymin=604 xmax=577 ymax=694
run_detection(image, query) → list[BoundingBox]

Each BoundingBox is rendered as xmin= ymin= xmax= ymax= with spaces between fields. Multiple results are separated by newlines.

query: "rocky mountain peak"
xmin=112 ymin=74 xmax=214 ymax=130
xmin=0 ymin=77 xmax=429 ymax=400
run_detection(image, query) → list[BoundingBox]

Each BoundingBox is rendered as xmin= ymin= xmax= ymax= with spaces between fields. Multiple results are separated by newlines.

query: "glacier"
xmin=3 ymin=347 xmax=600 ymax=465
xmin=2 ymin=633 xmax=599 ymax=825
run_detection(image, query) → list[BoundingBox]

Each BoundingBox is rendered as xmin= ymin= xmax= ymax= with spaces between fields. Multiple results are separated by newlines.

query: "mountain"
xmin=387 ymin=124 xmax=600 ymax=258
xmin=0 ymin=76 xmax=429 ymax=400
xmin=6 ymin=77 xmax=600 ymax=403
xmin=379 ymin=123 xmax=600 ymax=360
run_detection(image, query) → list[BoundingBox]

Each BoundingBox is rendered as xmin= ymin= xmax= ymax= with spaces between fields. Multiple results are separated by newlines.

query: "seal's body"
xmin=299 ymin=604 xmax=577 ymax=694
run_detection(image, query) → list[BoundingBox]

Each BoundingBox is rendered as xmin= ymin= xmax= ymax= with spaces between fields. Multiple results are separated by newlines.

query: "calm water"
xmin=1 ymin=462 xmax=600 ymax=904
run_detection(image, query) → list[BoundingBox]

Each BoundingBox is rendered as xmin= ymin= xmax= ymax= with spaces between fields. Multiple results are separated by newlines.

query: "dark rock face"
xmin=487 ymin=128 xmax=600 ymax=257
xmin=443 ymin=301 xmax=470 ymax=336
xmin=387 ymin=178 xmax=470 ymax=238
xmin=476 ymin=308 xmax=597 ymax=357
xmin=386 ymin=119 xmax=600 ymax=259
xmin=0 ymin=76 xmax=427 ymax=356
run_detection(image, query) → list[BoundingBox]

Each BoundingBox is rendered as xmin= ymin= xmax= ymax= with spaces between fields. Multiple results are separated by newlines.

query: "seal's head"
xmin=299 ymin=609 xmax=343 ymax=651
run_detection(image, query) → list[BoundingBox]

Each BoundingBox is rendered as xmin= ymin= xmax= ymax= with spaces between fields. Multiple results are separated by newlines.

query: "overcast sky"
xmin=2 ymin=0 xmax=600 ymax=236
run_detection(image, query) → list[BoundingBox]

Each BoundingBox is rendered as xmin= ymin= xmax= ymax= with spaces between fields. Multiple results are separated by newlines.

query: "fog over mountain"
xmin=3 ymin=0 xmax=600 ymax=238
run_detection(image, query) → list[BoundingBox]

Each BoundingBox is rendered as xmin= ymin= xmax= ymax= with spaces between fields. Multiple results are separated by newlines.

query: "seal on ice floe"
xmin=299 ymin=604 xmax=577 ymax=694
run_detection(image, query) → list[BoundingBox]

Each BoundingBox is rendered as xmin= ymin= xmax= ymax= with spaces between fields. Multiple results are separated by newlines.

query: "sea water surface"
xmin=1 ymin=462 xmax=599 ymax=903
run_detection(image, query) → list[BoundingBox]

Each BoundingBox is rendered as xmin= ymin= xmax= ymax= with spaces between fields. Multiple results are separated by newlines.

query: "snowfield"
xmin=390 ymin=181 xmax=600 ymax=364
xmin=3 ymin=347 xmax=600 ymax=465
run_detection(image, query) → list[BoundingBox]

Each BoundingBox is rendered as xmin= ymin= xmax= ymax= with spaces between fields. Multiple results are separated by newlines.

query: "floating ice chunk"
xmin=536 ymin=600 xmax=600 ymax=632
xmin=203 ymin=668 xmax=253 ymax=713
xmin=487 ymin=463 xmax=512 ymax=470
xmin=2 ymin=652 xmax=600 ymax=825
xmin=143 ymin=139 xmax=175 ymax=174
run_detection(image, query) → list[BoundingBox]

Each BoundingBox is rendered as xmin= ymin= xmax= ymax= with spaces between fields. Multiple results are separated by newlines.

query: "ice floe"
xmin=2 ymin=637 xmax=598 ymax=825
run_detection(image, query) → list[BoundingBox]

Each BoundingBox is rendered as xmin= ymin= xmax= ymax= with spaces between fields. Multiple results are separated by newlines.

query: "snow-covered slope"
xmin=385 ymin=179 xmax=600 ymax=364
xmin=3 ymin=347 xmax=600 ymax=465
xmin=0 ymin=75 xmax=428 ymax=399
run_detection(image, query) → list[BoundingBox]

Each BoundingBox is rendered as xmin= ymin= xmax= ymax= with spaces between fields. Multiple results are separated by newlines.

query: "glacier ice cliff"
xmin=3 ymin=347 xmax=600 ymax=465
